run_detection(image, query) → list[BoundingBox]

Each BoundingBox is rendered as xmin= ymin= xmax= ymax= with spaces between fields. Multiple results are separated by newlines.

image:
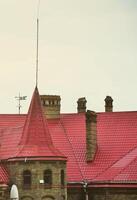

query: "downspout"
xmin=83 ymin=181 xmax=88 ymax=200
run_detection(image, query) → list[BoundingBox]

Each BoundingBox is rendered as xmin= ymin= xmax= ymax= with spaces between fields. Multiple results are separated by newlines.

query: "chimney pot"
xmin=104 ymin=96 xmax=113 ymax=112
xmin=40 ymin=95 xmax=61 ymax=119
xmin=77 ymin=97 xmax=87 ymax=113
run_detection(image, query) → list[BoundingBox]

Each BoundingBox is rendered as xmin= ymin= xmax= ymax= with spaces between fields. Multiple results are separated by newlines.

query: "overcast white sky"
xmin=0 ymin=0 xmax=137 ymax=114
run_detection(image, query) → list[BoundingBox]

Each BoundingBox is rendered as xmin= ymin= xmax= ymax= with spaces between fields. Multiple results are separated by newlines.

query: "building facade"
xmin=0 ymin=89 xmax=137 ymax=200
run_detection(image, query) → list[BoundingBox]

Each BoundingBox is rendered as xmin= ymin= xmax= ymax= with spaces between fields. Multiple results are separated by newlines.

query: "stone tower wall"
xmin=67 ymin=187 xmax=137 ymax=200
xmin=7 ymin=160 xmax=67 ymax=200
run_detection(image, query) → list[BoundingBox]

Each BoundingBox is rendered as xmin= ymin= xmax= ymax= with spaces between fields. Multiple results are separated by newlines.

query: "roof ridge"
xmin=97 ymin=111 xmax=137 ymax=114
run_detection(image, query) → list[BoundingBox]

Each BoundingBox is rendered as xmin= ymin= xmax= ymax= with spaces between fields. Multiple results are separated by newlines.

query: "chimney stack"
xmin=86 ymin=110 xmax=97 ymax=162
xmin=104 ymin=96 xmax=113 ymax=112
xmin=40 ymin=95 xmax=61 ymax=119
xmin=77 ymin=97 xmax=87 ymax=113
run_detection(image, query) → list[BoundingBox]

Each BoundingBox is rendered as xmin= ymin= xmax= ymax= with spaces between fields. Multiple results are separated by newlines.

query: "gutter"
xmin=87 ymin=180 xmax=137 ymax=188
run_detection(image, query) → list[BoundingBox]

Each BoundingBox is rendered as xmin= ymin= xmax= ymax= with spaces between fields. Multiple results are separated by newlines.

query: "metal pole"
xmin=19 ymin=93 xmax=21 ymax=114
xmin=15 ymin=94 xmax=27 ymax=114
xmin=83 ymin=182 xmax=88 ymax=200
xmin=36 ymin=18 xmax=39 ymax=87
xmin=85 ymin=192 xmax=88 ymax=200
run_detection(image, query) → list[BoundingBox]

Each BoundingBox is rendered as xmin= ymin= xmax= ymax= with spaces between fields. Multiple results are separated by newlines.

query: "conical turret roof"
xmin=9 ymin=87 xmax=66 ymax=161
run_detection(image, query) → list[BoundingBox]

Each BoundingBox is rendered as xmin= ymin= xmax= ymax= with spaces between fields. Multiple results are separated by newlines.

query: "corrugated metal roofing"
xmin=0 ymin=94 xmax=137 ymax=184
xmin=49 ymin=112 xmax=137 ymax=182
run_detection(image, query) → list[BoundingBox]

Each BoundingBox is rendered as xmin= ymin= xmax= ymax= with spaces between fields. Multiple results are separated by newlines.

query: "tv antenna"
xmin=15 ymin=93 xmax=27 ymax=114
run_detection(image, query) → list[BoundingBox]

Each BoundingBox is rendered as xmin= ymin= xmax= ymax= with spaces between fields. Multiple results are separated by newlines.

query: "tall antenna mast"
xmin=36 ymin=18 xmax=39 ymax=87
xmin=36 ymin=0 xmax=41 ymax=87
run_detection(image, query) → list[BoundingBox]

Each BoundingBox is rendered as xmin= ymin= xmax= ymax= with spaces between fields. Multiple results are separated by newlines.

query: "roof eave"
xmin=7 ymin=156 xmax=67 ymax=162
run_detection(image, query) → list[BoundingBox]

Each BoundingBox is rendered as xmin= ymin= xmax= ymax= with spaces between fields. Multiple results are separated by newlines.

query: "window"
xmin=61 ymin=170 xmax=65 ymax=187
xmin=44 ymin=170 xmax=52 ymax=187
xmin=23 ymin=170 xmax=31 ymax=189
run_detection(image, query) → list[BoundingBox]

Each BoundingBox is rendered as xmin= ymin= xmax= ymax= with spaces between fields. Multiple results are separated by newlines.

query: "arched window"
xmin=61 ymin=170 xmax=65 ymax=187
xmin=23 ymin=170 xmax=31 ymax=189
xmin=44 ymin=170 xmax=52 ymax=187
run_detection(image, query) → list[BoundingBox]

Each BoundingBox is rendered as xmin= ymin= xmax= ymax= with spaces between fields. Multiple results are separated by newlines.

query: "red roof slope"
xmin=49 ymin=112 xmax=137 ymax=182
xmin=8 ymin=87 xmax=66 ymax=161
xmin=0 ymin=109 xmax=137 ymax=183
xmin=115 ymin=155 xmax=137 ymax=181
xmin=94 ymin=146 xmax=137 ymax=182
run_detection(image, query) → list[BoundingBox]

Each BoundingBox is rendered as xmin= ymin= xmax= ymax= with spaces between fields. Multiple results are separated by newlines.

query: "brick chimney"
xmin=86 ymin=110 xmax=97 ymax=162
xmin=77 ymin=97 xmax=87 ymax=113
xmin=40 ymin=95 xmax=61 ymax=119
xmin=104 ymin=96 xmax=113 ymax=112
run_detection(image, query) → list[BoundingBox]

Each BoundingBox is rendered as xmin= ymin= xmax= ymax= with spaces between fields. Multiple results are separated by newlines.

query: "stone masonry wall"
xmin=0 ymin=186 xmax=8 ymax=200
xmin=68 ymin=187 xmax=137 ymax=200
xmin=67 ymin=188 xmax=85 ymax=200
xmin=40 ymin=95 xmax=61 ymax=119
xmin=89 ymin=187 xmax=137 ymax=200
xmin=86 ymin=110 xmax=97 ymax=161
xmin=7 ymin=160 xmax=67 ymax=200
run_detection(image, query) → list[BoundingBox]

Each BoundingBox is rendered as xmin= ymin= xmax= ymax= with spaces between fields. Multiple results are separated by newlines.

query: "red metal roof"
xmin=0 ymin=92 xmax=137 ymax=184
xmin=49 ymin=112 xmax=137 ymax=183
xmin=0 ymin=165 xmax=9 ymax=184
xmin=7 ymin=87 xmax=66 ymax=161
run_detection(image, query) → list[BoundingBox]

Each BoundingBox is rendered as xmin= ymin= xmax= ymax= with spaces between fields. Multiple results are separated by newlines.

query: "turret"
xmin=7 ymin=87 xmax=67 ymax=200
